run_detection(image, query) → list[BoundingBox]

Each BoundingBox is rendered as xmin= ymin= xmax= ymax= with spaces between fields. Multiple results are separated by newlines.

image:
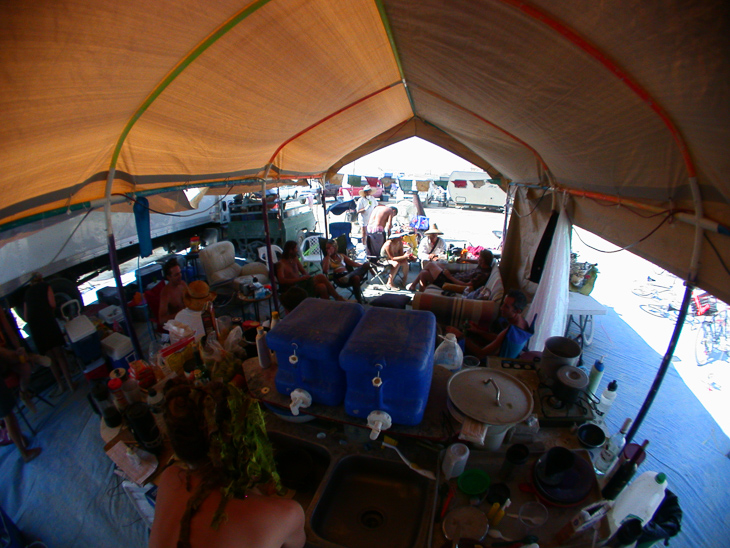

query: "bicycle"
xmin=695 ymin=295 xmax=728 ymax=366
xmin=631 ymin=275 xmax=679 ymax=299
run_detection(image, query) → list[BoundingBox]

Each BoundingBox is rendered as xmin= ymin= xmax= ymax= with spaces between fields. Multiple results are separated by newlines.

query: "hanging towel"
xmin=133 ymin=196 xmax=152 ymax=258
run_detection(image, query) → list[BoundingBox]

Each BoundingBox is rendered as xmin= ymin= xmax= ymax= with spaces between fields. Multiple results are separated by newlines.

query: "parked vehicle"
xmin=0 ymin=194 xmax=229 ymax=310
xmin=447 ymin=170 xmax=506 ymax=211
xmin=339 ymin=179 xmax=383 ymax=199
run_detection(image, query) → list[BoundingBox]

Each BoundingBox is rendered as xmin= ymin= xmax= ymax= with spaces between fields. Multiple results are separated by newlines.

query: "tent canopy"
xmin=2 ymin=0 xmax=728 ymax=299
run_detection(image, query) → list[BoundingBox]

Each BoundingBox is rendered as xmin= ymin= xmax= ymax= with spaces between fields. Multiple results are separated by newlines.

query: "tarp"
xmin=1 ymin=0 xmax=729 ymax=300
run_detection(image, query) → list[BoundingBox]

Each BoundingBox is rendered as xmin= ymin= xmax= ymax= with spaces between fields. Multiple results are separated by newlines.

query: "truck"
xmin=0 ymin=194 xmax=231 ymax=311
xmin=447 ymin=170 xmax=506 ymax=211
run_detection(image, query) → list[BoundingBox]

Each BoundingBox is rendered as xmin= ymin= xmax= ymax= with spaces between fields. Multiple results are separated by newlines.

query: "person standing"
xmin=356 ymin=187 xmax=377 ymax=245
xmin=366 ymin=205 xmax=398 ymax=258
xmin=1 ymin=346 xmax=42 ymax=463
xmin=23 ymin=272 xmax=74 ymax=394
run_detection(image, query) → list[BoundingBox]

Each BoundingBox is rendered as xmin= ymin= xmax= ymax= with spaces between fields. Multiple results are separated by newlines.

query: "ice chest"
xmin=267 ymin=298 xmax=364 ymax=406
xmin=135 ymin=263 xmax=163 ymax=291
xmin=65 ymin=315 xmax=102 ymax=365
xmin=339 ymin=308 xmax=437 ymax=425
xmin=101 ymin=332 xmax=135 ymax=369
xmin=83 ymin=357 xmax=109 ymax=380
xmin=98 ymin=305 xmax=128 ymax=333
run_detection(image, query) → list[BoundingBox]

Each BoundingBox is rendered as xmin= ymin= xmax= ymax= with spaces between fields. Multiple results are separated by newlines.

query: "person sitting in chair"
xmin=159 ymin=258 xmax=188 ymax=326
xmin=322 ymin=239 xmax=371 ymax=304
xmin=417 ymin=224 xmax=447 ymax=266
xmin=408 ymin=249 xmax=493 ymax=293
xmin=380 ymin=232 xmax=416 ymax=290
xmin=446 ymin=289 xmax=532 ymax=359
xmin=275 ymin=241 xmax=345 ymax=302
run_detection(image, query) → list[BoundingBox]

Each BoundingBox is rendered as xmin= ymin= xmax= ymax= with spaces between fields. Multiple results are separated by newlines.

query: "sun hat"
xmin=387 ymin=231 xmax=405 ymax=240
xmin=358 ymin=187 xmax=372 ymax=197
xmin=424 ymin=223 xmax=443 ymax=235
xmin=183 ymin=280 xmax=217 ymax=311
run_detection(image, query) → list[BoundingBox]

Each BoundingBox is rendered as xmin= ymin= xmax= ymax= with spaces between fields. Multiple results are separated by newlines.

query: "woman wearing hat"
xmin=379 ymin=232 xmax=416 ymax=290
xmin=417 ymin=223 xmax=446 ymax=265
xmin=322 ymin=239 xmax=371 ymax=304
xmin=356 ymin=187 xmax=377 ymax=244
xmin=173 ymin=280 xmax=217 ymax=341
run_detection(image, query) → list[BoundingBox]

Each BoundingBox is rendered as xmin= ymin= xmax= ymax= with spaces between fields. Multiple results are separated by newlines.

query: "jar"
xmin=107 ymin=378 xmax=128 ymax=411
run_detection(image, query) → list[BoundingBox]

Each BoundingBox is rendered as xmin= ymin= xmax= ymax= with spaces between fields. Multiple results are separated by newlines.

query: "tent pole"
xmin=625 ymin=282 xmax=694 ymax=444
xmin=259 ymin=178 xmax=280 ymax=312
xmin=104 ymin=169 xmax=144 ymax=359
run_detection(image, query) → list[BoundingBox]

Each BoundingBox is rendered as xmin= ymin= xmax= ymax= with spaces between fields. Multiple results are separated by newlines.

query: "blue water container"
xmin=340 ymin=308 xmax=437 ymax=425
xmin=268 ymin=298 xmax=364 ymax=406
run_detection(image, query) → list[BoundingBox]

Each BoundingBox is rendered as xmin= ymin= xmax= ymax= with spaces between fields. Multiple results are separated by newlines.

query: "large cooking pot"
xmin=538 ymin=336 xmax=582 ymax=386
xmin=447 ymin=368 xmax=533 ymax=450
xmin=554 ymin=365 xmax=589 ymax=404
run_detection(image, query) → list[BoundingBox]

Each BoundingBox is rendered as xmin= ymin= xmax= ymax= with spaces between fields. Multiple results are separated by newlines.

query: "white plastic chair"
xmin=300 ymin=235 xmax=323 ymax=271
xmin=257 ymin=244 xmax=283 ymax=267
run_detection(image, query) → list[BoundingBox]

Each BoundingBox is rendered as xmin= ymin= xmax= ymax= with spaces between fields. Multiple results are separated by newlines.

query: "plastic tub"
xmin=340 ymin=307 xmax=436 ymax=425
xmin=267 ymin=298 xmax=364 ymax=406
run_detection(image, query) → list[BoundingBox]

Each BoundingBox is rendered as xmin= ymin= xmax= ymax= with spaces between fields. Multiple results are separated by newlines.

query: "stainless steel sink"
xmin=269 ymin=431 xmax=331 ymax=509
xmin=309 ymin=455 xmax=431 ymax=548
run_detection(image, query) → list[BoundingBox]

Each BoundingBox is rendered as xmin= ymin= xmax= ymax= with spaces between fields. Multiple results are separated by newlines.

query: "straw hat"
xmin=424 ymin=224 xmax=443 ymax=235
xmin=387 ymin=231 xmax=405 ymax=240
xmin=183 ymin=280 xmax=217 ymax=311
xmin=358 ymin=187 xmax=373 ymax=197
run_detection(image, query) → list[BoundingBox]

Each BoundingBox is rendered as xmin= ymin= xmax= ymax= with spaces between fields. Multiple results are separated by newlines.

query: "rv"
xmin=447 ymin=171 xmax=507 ymax=211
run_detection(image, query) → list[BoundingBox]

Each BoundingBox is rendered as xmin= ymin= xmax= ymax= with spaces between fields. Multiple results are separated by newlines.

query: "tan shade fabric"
xmin=1 ymin=0 xmax=728 ymax=300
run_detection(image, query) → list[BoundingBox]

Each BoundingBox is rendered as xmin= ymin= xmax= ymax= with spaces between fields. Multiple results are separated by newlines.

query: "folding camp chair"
xmin=319 ymin=236 xmax=370 ymax=303
xmin=329 ymin=222 xmax=356 ymax=257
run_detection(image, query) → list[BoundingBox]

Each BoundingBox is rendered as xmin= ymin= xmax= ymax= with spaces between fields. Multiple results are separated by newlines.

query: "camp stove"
xmin=494 ymin=358 xmax=597 ymax=427
xmin=535 ymin=384 xmax=597 ymax=427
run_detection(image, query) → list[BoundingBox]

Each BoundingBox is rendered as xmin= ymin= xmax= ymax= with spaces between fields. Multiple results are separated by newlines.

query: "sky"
xmin=337 ymin=137 xmax=479 ymax=179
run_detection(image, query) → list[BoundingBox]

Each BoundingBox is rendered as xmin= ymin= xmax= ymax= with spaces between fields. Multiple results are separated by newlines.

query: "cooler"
xmin=101 ymin=332 xmax=136 ymax=370
xmin=339 ymin=308 xmax=437 ymax=425
xmin=267 ymin=298 xmax=364 ymax=406
xmin=65 ymin=315 xmax=102 ymax=365
xmin=98 ymin=305 xmax=128 ymax=334
xmin=96 ymin=286 xmax=121 ymax=306
xmin=83 ymin=357 xmax=109 ymax=380
xmin=135 ymin=263 xmax=163 ymax=291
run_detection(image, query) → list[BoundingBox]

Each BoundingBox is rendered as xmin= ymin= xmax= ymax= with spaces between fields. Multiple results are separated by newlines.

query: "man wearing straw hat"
xmin=173 ymin=280 xmax=217 ymax=342
xmin=356 ymin=186 xmax=377 ymax=244
xmin=417 ymin=223 xmax=446 ymax=266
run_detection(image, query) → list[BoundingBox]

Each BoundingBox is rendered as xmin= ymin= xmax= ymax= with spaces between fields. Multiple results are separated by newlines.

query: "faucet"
xmin=289 ymin=388 xmax=312 ymax=416
xmin=367 ymin=410 xmax=392 ymax=440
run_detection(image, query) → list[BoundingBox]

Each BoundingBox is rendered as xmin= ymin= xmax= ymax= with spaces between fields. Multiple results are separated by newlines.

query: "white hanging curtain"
xmin=527 ymin=195 xmax=571 ymax=351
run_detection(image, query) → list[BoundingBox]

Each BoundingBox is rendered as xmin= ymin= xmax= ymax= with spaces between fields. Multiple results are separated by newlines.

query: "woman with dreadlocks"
xmin=149 ymin=378 xmax=305 ymax=548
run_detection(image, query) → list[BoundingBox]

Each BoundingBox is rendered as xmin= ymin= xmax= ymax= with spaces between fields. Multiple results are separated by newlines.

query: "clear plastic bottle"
xmin=594 ymin=418 xmax=632 ymax=475
xmin=596 ymin=380 xmax=618 ymax=420
xmin=256 ymin=326 xmax=271 ymax=368
xmin=434 ymin=333 xmax=464 ymax=371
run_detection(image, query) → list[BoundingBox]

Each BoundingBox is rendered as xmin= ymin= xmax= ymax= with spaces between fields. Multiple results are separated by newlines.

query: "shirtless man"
xmin=159 ymin=258 xmax=187 ymax=325
xmin=366 ymin=205 xmax=398 ymax=258
xmin=380 ymin=232 xmax=415 ymax=290
xmin=275 ymin=240 xmax=345 ymax=301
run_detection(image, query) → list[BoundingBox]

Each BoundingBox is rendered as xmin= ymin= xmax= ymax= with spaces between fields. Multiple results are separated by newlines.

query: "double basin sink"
xmin=268 ymin=422 xmax=438 ymax=548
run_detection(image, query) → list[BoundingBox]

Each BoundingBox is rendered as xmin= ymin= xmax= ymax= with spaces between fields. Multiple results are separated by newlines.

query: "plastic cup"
xmin=518 ymin=501 xmax=548 ymax=533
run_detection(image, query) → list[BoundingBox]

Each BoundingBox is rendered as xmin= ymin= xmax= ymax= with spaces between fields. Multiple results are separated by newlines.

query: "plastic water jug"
xmin=434 ymin=333 xmax=463 ymax=371
xmin=607 ymin=471 xmax=668 ymax=535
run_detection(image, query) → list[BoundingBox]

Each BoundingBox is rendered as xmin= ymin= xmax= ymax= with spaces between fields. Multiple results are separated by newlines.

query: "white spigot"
xmin=367 ymin=410 xmax=392 ymax=440
xmin=289 ymin=388 xmax=312 ymax=416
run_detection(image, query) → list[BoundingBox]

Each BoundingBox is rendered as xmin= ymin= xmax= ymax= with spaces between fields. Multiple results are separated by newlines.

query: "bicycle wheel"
xmin=640 ymin=303 xmax=677 ymax=320
xmin=695 ymin=320 xmax=716 ymax=366
xmin=632 ymin=286 xmax=655 ymax=298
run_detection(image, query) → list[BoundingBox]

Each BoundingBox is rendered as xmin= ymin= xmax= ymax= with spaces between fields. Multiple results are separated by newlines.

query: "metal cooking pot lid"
xmin=447 ymin=368 xmax=533 ymax=425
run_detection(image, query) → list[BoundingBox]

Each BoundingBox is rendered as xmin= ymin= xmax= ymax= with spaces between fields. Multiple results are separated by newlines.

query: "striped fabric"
xmin=412 ymin=292 xmax=498 ymax=328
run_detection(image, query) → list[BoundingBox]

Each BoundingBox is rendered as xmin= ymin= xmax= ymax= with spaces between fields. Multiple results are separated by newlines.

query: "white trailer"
xmin=0 ymin=195 xmax=228 ymax=305
xmin=447 ymin=171 xmax=506 ymax=211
